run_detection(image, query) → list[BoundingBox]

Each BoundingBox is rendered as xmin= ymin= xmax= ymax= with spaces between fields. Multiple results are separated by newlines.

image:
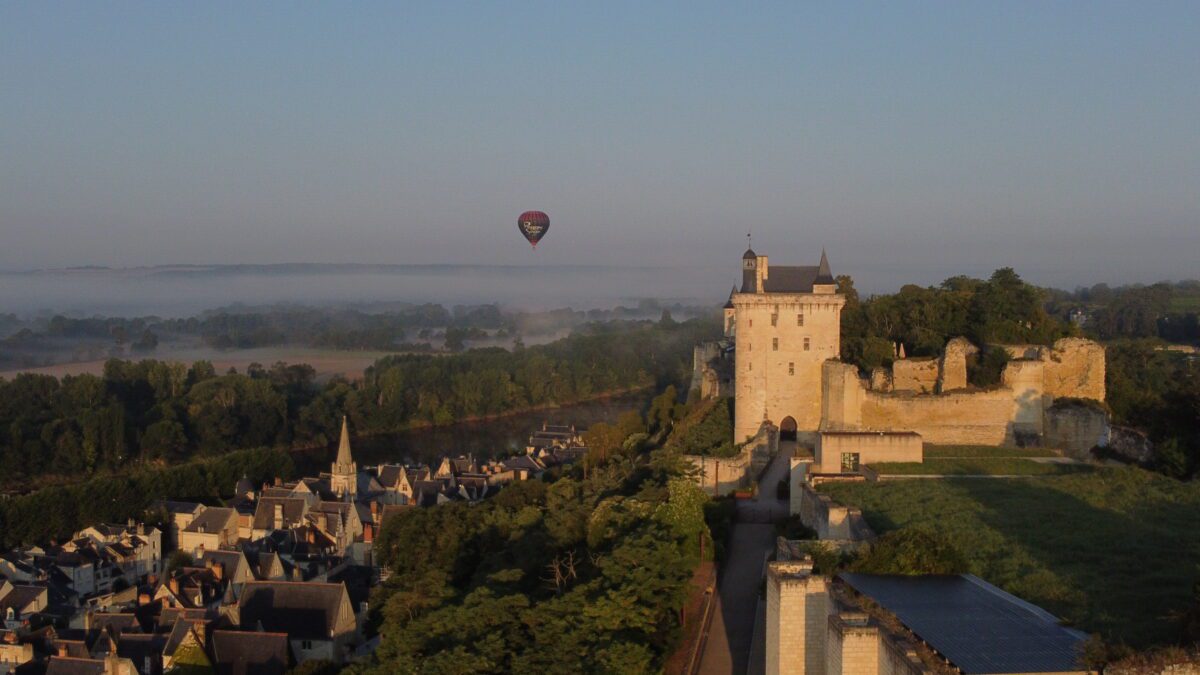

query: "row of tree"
xmin=837 ymin=268 xmax=1075 ymax=376
xmin=0 ymin=447 xmax=293 ymax=548
xmin=0 ymin=318 xmax=717 ymax=491
xmin=359 ymin=399 xmax=708 ymax=674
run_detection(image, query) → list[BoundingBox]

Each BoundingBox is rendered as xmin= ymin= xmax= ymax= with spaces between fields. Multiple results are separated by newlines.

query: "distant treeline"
xmin=1047 ymin=280 xmax=1200 ymax=343
xmin=0 ymin=318 xmax=717 ymax=491
xmin=0 ymin=447 xmax=293 ymax=548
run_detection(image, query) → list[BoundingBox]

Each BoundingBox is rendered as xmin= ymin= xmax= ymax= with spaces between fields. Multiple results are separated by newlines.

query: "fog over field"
xmin=0 ymin=264 xmax=730 ymax=318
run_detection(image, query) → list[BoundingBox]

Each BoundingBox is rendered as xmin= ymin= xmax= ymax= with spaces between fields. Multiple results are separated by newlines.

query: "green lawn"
xmin=820 ymin=467 xmax=1200 ymax=647
xmin=869 ymin=458 xmax=1091 ymax=476
xmin=924 ymin=444 xmax=1056 ymax=458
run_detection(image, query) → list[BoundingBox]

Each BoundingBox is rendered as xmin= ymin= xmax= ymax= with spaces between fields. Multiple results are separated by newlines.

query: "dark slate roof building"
xmin=211 ymin=629 xmax=289 ymax=675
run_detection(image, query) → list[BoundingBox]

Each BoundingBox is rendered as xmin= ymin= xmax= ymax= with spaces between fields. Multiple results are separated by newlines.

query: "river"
xmin=293 ymin=391 xmax=650 ymax=474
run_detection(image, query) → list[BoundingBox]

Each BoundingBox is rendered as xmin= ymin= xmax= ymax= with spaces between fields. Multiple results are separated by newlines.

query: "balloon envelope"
xmin=518 ymin=211 xmax=549 ymax=248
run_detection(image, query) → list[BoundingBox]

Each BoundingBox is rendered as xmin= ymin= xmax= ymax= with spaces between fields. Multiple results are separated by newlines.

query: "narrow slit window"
xmin=772 ymin=338 xmax=778 ymax=351
xmin=803 ymin=337 xmax=811 ymax=351
xmin=788 ymin=362 xmax=794 ymax=375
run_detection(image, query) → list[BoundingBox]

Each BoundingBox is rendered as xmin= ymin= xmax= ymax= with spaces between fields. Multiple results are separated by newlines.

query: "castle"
xmin=693 ymin=246 xmax=1108 ymax=486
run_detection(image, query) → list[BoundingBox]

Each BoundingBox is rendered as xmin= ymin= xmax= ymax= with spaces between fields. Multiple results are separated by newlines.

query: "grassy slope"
xmin=869 ymin=458 xmax=1091 ymax=476
xmin=821 ymin=467 xmax=1200 ymax=647
xmin=923 ymin=444 xmax=1056 ymax=458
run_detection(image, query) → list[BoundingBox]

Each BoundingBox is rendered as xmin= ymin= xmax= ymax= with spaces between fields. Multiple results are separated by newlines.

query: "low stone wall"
xmin=686 ymin=422 xmax=777 ymax=496
xmin=793 ymin=482 xmax=875 ymax=543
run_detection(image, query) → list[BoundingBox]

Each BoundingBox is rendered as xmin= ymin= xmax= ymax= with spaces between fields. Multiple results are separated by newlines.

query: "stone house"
xmin=177 ymin=508 xmax=239 ymax=557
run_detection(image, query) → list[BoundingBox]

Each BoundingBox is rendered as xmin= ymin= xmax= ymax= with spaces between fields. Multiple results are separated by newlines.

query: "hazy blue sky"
xmin=2 ymin=2 xmax=1197 ymax=290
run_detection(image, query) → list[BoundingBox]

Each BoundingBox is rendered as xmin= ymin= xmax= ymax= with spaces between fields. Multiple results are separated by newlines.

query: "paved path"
xmin=698 ymin=451 xmax=791 ymax=675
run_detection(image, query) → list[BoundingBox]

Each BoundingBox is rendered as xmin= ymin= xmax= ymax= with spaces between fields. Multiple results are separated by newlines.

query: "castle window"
xmin=771 ymin=313 xmax=778 ymax=327
xmin=747 ymin=341 xmax=751 ymax=352
xmin=841 ymin=453 xmax=861 ymax=473
xmin=772 ymin=338 xmax=778 ymax=351
xmin=788 ymin=362 xmax=794 ymax=375
xmin=803 ymin=337 xmax=811 ymax=351
xmin=797 ymin=313 xmax=805 ymax=326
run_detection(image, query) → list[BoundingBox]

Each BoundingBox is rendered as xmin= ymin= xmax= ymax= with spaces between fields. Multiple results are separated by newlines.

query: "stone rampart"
xmin=937 ymin=337 xmax=977 ymax=392
xmin=814 ymin=431 xmax=922 ymax=474
xmin=794 ymin=482 xmax=875 ymax=542
xmin=1042 ymin=337 xmax=1106 ymax=401
xmin=890 ymin=358 xmax=938 ymax=393
xmin=1045 ymin=401 xmax=1110 ymax=459
xmin=685 ymin=421 xmax=777 ymax=496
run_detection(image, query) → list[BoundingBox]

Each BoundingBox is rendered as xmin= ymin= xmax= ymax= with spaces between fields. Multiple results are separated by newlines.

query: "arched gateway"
xmin=779 ymin=416 xmax=798 ymax=442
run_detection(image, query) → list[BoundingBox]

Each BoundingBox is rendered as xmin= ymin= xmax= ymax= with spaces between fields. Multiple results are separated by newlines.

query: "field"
xmin=868 ymin=458 xmax=1091 ymax=476
xmin=820 ymin=467 xmax=1200 ymax=647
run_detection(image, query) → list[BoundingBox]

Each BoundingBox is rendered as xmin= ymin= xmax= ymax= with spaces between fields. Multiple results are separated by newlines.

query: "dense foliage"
xmin=359 ymin=413 xmax=708 ymax=674
xmin=664 ymin=397 xmax=738 ymax=458
xmin=0 ymin=319 xmax=716 ymax=491
xmin=1105 ymin=341 xmax=1200 ymax=477
xmin=837 ymin=268 xmax=1073 ymax=375
xmin=0 ymin=447 xmax=292 ymax=548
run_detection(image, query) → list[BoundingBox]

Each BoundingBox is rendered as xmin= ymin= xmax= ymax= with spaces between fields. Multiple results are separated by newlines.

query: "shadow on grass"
xmin=823 ymin=468 xmax=1200 ymax=648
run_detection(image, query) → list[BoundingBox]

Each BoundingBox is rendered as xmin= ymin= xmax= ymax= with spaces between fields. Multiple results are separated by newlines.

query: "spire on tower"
xmin=336 ymin=416 xmax=353 ymax=469
xmin=815 ymin=248 xmax=834 ymax=284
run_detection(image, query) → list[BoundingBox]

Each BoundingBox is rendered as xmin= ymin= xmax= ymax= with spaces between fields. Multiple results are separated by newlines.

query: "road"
xmin=698 ymin=447 xmax=792 ymax=675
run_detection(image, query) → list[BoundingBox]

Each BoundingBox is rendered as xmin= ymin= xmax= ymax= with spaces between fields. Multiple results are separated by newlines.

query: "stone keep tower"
xmin=733 ymin=247 xmax=844 ymax=442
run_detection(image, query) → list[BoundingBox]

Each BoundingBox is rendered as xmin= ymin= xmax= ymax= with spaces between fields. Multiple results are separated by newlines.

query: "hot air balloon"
xmin=518 ymin=211 xmax=549 ymax=249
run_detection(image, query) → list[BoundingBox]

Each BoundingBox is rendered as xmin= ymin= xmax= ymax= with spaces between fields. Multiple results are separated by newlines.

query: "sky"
xmin=2 ymin=1 xmax=1198 ymax=292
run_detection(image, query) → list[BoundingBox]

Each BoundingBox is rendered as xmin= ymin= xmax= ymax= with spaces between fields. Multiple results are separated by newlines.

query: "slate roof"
xmin=376 ymin=465 xmax=403 ymax=489
xmin=839 ymin=573 xmax=1087 ymax=675
xmin=760 ymin=265 xmax=820 ymax=293
xmin=196 ymin=550 xmax=248 ymax=584
xmin=115 ymin=633 xmax=167 ymax=675
xmin=183 ymin=507 xmax=236 ymax=535
xmin=211 ymin=629 xmax=290 ymax=675
xmin=252 ymin=498 xmax=307 ymax=532
xmin=0 ymin=584 xmax=46 ymax=615
xmin=237 ymin=581 xmax=348 ymax=641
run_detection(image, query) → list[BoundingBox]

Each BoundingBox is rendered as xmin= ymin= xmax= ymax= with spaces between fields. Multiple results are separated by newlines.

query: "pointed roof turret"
xmin=335 ymin=416 xmax=353 ymax=470
xmin=814 ymin=248 xmax=834 ymax=284
xmin=723 ymin=285 xmax=737 ymax=309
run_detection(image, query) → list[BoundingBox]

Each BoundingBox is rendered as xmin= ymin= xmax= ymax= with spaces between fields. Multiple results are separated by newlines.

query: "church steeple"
xmin=332 ymin=415 xmax=357 ymax=498
xmin=336 ymin=416 xmax=353 ymax=469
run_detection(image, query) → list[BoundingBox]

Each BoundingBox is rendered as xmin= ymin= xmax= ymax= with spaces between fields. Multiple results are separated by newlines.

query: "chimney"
xmin=274 ymin=476 xmax=282 ymax=486
xmin=212 ymin=562 xmax=224 ymax=581
xmin=138 ymin=593 xmax=151 ymax=606
xmin=274 ymin=504 xmax=284 ymax=530
xmin=168 ymin=578 xmax=180 ymax=596
xmin=370 ymin=501 xmax=379 ymax=518
xmin=205 ymin=557 xmax=214 ymax=569
xmin=363 ymin=522 xmax=374 ymax=544
xmin=57 ymin=642 xmax=69 ymax=657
